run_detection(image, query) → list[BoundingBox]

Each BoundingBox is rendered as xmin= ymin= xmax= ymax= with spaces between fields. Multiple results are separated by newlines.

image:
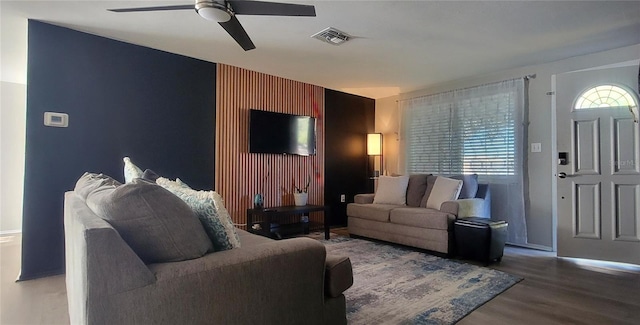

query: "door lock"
xmin=558 ymin=152 xmax=568 ymax=165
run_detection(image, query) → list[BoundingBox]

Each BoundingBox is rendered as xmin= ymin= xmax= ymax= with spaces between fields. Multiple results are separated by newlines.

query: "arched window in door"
xmin=574 ymin=85 xmax=637 ymax=109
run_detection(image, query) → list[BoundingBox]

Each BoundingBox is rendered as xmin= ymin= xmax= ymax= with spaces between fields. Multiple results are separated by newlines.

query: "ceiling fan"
xmin=108 ymin=0 xmax=316 ymax=51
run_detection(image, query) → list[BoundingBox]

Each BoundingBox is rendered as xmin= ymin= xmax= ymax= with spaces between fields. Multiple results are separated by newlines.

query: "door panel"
xmin=573 ymin=119 xmax=600 ymax=174
xmin=573 ymin=182 xmax=601 ymax=239
xmin=613 ymin=184 xmax=640 ymax=241
xmin=612 ymin=117 xmax=640 ymax=175
xmin=556 ymin=65 xmax=640 ymax=265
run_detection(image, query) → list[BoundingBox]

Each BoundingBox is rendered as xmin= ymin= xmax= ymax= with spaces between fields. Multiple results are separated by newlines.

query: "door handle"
xmin=558 ymin=172 xmax=575 ymax=179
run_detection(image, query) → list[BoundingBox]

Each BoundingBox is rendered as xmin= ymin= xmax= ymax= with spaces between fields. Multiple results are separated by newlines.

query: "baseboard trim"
xmin=507 ymin=242 xmax=553 ymax=252
xmin=0 ymin=230 xmax=22 ymax=236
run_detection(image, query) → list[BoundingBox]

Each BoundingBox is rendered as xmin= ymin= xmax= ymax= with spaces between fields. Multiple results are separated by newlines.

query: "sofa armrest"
xmin=65 ymin=192 xmax=156 ymax=325
xmin=455 ymin=198 xmax=489 ymax=218
xmin=324 ymin=255 xmax=353 ymax=298
xmin=354 ymin=193 xmax=375 ymax=204
xmin=440 ymin=201 xmax=459 ymax=215
xmin=65 ymin=192 xmax=156 ymax=295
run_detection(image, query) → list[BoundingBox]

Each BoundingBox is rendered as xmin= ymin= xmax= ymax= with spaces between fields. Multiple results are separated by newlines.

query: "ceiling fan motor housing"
xmin=196 ymin=0 xmax=232 ymax=22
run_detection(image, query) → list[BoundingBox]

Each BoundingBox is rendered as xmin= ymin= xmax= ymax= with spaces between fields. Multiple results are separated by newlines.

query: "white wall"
xmin=1 ymin=5 xmax=28 ymax=233
xmin=0 ymin=82 xmax=26 ymax=233
xmin=376 ymin=43 xmax=640 ymax=249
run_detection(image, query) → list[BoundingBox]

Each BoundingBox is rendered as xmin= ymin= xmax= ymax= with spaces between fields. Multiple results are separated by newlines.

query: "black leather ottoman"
xmin=454 ymin=217 xmax=508 ymax=265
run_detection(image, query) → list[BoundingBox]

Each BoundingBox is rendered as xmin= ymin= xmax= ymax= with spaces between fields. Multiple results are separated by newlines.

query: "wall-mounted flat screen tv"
xmin=249 ymin=109 xmax=317 ymax=156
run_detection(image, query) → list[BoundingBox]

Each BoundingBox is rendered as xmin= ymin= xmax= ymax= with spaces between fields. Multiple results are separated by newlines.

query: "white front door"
xmin=556 ymin=65 xmax=640 ymax=265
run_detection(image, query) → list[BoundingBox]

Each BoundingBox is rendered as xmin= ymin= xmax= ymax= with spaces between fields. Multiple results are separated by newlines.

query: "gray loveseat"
xmin=65 ymin=188 xmax=353 ymax=324
xmin=347 ymin=174 xmax=490 ymax=254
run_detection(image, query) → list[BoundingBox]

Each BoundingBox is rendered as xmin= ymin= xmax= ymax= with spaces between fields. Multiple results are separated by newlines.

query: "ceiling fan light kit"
xmin=108 ymin=0 xmax=316 ymax=51
xmin=196 ymin=1 xmax=232 ymax=22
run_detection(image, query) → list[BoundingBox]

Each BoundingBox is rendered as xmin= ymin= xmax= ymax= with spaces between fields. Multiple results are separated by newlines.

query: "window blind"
xmin=402 ymin=79 xmax=523 ymax=177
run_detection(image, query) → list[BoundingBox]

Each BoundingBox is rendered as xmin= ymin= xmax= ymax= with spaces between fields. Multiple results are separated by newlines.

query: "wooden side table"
xmin=246 ymin=205 xmax=330 ymax=240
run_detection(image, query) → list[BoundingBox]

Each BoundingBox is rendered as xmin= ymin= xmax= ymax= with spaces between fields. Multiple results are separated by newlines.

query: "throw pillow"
xmin=156 ymin=177 xmax=241 ymax=251
xmin=74 ymin=172 xmax=121 ymax=201
xmin=85 ymin=179 xmax=213 ymax=263
xmin=373 ymin=175 xmax=410 ymax=205
xmin=425 ymin=176 xmax=463 ymax=210
xmin=406 ymin=174 xmax=430 ymax=207
xmin=448 ymin=174 xmax=479 ymax=199
xmin=123 ymin=157 xmax=144 ymax=183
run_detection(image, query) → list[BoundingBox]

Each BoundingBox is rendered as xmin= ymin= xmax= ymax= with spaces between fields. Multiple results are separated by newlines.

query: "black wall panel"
xmin=22 ymin=21 xmax=216 ymax=279
xmin=324 ymin=89 xmax=375 ymax=226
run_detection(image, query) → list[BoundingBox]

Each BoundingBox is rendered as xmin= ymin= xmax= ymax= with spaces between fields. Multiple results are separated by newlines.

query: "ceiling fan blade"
xmin=228 ymin=1 xmax=316 ymax=16
xmin=219 ymin=16 xmax=256 ymax=51
xmin=108 ymin=5 xmax=194 ymax=13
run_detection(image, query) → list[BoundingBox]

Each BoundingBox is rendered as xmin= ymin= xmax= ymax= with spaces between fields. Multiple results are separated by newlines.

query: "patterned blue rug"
xmin=323 ymin=237 xmax=522 ymax=325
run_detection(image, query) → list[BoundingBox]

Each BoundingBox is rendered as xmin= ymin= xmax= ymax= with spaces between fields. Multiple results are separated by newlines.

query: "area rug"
xmin=323 ymin=237 xmax=522 ymax=325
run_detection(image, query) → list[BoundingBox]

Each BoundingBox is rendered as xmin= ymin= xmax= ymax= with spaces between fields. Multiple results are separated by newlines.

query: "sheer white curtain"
xmin=399 ymin=78 xmax=528 ymax=245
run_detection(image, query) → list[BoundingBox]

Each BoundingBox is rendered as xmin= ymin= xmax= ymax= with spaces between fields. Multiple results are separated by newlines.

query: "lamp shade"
xmin=367 ymin=133 xmax=382 ymax=156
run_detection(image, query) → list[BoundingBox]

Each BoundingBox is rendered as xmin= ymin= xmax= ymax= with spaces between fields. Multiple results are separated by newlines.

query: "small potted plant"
xmin=293 ymin=176 xmax=310 ymax=206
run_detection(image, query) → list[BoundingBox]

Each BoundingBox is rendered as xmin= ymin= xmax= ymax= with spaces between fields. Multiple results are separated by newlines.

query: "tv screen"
xmin=249 ymin=109 xmax=317 ymax=155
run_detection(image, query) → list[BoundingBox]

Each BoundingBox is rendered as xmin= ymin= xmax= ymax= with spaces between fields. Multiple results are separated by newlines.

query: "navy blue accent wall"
xmin=324 ymin=89 xmax=375 ymax=226
xmin=22 ymin=21 xmax=216 ymax=279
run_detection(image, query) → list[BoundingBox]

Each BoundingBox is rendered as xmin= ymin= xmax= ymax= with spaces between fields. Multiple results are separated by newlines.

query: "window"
xmin=575 ymin=85 xmax=637 ymax=109
xmin=401 ymin=78 xmax=524 ymax=177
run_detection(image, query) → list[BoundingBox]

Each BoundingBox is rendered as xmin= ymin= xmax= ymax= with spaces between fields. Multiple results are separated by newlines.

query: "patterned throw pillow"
xmin=123 ymin=157 xmax=144 ymax=183
xmin=157 ymin=177 xmax=241 ymax=251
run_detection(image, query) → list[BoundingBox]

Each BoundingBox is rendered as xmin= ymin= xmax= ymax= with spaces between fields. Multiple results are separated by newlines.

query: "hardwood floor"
xmin=458 ymin=246 xmax=640 ymax=324
xmin=2 ymin=230 xmax=639 ymax=324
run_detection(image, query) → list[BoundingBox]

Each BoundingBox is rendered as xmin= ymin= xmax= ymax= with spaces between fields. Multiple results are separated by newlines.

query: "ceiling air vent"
xmin=311 ymin=27 xmax=350 ymax=45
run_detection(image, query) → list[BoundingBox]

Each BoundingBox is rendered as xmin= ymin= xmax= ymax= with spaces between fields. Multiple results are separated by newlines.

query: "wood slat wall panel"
xmin=216 ymin=64 xmax=325 ymax=228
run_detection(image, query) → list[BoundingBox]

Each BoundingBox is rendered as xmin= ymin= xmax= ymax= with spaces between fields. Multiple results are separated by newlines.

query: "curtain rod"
xmin=396 ymin=74 xmax=536 ymax=102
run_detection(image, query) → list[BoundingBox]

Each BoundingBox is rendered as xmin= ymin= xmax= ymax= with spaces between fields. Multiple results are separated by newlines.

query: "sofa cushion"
xmin=426 ymin=176 xmax=463 ymax=210
xmin=74 ymin=172 xmax=121 ymax=201
xmin=325 ymin=255 xmax=354 ymax=298
xmin=389 ymin=207 xmax=455 ymax=230
xmin=157 ymin=177 xmax=241 ymax=251
xmin=123 ymin=157 xmax=144 ymax=183
xmin=346 ymin=203 xmax=397 ymax=222
xmin=406 ymin=174 xmax=430 ymax=207
xmin=85 ymin=179 xmax=213 ymax=263
xmin=419 ymin=175 xmax=438 ymax=208
xmin=448 ymin=174 xmax=479 ymax=199
xmin=373 ymin=175 xmax=410 ymax=205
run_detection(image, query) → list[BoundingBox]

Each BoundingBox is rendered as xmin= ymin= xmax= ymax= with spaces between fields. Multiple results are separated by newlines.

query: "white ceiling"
xmin=2 ymin=0 xmax=640 ymax=99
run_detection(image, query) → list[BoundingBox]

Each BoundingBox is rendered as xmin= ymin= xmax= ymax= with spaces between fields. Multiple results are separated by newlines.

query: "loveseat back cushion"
xmin=448 ymin=174 xmax=479 ymax=199
xmin=85 ymin=179 xmax=213 ymax=263
xmin=406 ymin=174 xmax=431 ymax=207
xmin=419 ymin=175 xmax=438 ymax=208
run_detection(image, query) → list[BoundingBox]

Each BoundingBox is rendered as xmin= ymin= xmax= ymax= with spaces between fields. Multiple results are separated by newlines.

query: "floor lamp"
xmin=367 ymin=133 xmax=383 ymax=177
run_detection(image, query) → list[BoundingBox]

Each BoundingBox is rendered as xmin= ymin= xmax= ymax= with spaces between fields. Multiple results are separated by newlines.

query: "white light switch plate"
xmin=531 ymin=143 xmax=542 ymax=152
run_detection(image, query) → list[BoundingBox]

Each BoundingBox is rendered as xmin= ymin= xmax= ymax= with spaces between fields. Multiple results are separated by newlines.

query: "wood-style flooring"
xmin=1 ymin=230 xmax=639 ymax=324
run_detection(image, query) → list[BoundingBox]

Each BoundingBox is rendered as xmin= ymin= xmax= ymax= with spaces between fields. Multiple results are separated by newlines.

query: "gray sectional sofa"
xmin=65 ymin=176 xmax=353 ymax=325
xmin=347 ymin=174 xmax=490 ymax=254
